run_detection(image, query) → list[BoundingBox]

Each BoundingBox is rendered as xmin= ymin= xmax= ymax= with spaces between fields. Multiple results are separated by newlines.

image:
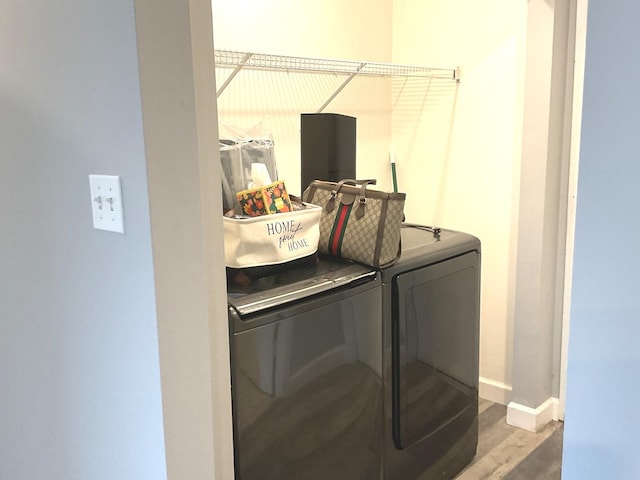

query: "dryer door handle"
xmin=391 ymin=279 xmax=404 ymax=450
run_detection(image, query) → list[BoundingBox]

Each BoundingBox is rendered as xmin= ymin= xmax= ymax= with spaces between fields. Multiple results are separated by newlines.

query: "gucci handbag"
xmin=302 ymin=179 xmax=406 ymax=268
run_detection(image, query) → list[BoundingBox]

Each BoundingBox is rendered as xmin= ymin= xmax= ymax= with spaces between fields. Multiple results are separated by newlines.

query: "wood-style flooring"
xmin=454 ymin=399 xmax=564 ymax=480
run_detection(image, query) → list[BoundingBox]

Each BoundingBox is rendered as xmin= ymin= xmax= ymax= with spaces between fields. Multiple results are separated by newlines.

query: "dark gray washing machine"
xmin=382 ymin=225 xmax=481 ymax=479
xmin=227 ymin=260 xmax=384 ymax=480
xmin=227 ymin=225 xmax=480 ymax=480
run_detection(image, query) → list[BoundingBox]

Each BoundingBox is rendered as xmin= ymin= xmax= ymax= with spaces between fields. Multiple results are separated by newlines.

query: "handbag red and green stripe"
xmin=328 ymin=203 xmax=353 ymax=257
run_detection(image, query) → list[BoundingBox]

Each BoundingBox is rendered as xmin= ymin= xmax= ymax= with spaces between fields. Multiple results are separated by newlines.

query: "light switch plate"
xmin=89 ymin=174 xmax=124 ymax=233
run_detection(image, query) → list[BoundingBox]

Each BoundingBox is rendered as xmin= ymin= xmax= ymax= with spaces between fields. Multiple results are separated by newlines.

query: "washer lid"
xmin=227 ymin=259 xmax=376 ymax=316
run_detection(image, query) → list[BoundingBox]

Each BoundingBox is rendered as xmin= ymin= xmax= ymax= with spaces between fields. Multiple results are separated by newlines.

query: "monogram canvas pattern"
xmin=379 ymin=199 xmax=405 ymax=265
xmin=303 ymin=180 xmax=405 ymax=267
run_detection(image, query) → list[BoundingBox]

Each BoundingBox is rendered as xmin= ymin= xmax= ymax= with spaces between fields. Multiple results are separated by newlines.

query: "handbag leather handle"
xmin=334 ymin=178 xmax=376 ymax=191
xmin=326 ymin=179 xmax=376 ymax=217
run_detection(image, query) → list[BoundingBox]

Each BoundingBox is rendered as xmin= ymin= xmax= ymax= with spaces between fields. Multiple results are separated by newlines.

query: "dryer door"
xmin=391 ymin=251 xmax=480 ymax=450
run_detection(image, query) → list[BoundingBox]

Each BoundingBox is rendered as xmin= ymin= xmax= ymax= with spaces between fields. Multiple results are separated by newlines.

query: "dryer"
xmin=382 ymin=225 xmax=481 ymax=479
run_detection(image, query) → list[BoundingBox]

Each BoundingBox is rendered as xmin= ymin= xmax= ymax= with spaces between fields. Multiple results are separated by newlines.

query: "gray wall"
xmin=0 ymin=1 xmax=166 ymax=478
xmin=511 ymin=0 xmax=573 ymax=410
xmin=562 ymin=1 xmax=640 ymax=478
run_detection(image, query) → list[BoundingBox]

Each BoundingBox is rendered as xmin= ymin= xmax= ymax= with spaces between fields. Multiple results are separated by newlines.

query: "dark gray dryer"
xmin=381 ymin=225 xmax=481 ymax=480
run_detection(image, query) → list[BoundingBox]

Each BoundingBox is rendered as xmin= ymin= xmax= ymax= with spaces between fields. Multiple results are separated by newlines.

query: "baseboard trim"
xmin=479 ymin=377 xmax=512 ymax=405
xmin=507 ymin=397 xmax=560 ymax=432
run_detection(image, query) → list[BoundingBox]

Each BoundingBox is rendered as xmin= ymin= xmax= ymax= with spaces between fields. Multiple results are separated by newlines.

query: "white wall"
xmin=0 ymin=1 xmax=166 ymax=478
xmin=392 ymin=0 xmax=527 ymax=403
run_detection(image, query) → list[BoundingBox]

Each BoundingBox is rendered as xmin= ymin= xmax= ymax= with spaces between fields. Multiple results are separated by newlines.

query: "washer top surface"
xmin=227 ymin=258 xmax=376 ymax=316
xmin=381 ymin=224 xmax=480 ymax=279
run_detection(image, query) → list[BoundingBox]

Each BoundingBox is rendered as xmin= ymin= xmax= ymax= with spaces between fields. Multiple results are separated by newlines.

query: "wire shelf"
xmin=214 ymin=49 xmax=459 ymax=80
xmin=214 ymin=49 xmax=460 ymax=112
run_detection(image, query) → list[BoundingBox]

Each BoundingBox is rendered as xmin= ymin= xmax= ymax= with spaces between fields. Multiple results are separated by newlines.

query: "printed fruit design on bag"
xmin=236 ymin=181 xmax=293 ymax=216
xmin=237 ymin=190 xmax=266 ymax=217
xmin=265 ymin=181 xmax=292 ymax=214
